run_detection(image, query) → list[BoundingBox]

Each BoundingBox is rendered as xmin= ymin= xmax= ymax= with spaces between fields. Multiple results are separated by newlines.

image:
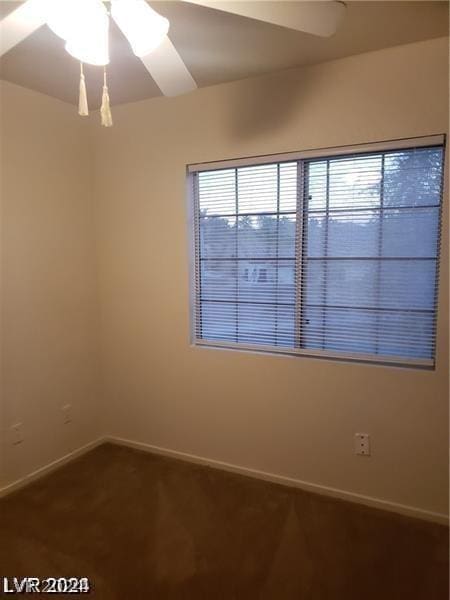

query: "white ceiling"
xmin=0 ymin=1 xmax=448 ymax=107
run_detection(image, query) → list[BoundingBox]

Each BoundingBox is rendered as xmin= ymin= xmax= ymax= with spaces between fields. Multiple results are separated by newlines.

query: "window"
xmin=189 ymin=137 xmax=445 ymax=367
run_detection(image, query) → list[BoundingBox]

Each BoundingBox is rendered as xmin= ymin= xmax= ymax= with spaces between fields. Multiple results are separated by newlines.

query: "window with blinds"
xmin=190 ymin=138 xmax=444 ymax=367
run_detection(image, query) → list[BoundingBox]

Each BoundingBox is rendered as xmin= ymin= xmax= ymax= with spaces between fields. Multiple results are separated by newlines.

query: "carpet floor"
xmin=0 ymin=443 xmax=448 ymax=599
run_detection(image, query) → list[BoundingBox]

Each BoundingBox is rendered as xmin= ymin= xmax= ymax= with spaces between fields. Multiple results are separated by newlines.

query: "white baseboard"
xmin=0 ymin=437 xmax=105 ymax=498
xmin=107 ymin=436 xmax=449 ymax=526
xmin=1 ymin=435 xmax=447 ymax=526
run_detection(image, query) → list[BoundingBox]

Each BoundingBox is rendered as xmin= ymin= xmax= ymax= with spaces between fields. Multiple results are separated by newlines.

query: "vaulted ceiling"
xmin=0 ymin=1 xmax=448 ymax=107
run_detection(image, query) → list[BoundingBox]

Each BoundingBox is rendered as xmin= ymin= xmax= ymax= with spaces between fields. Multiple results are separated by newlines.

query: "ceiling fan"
xmin=0 ymin=0 xmax=347 ymax=123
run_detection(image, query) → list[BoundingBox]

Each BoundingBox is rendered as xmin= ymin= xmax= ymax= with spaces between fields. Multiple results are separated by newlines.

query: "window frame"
xmin=187 ymin=135 xmax=446 ymax=369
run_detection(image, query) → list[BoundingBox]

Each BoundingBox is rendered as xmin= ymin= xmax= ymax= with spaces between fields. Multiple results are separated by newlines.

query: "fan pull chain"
xmin=100 ymin=67 xmax=113 ymax=127
xmin=78 ymin=62 xmax=89 ymax=117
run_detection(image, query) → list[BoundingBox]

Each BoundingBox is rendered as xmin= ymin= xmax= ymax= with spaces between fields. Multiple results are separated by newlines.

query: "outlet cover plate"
xmin=11 ymin=422 xmax=24 ymax=445
xmin=61 ymin=404 xmax=72 ymax=424
xmin=354 ymin=433 xmax=370 ymax=456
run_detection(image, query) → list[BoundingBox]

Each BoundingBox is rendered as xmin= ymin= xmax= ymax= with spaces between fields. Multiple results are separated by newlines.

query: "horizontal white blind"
xmin=191 ymin=141 xmax=444 ymax=367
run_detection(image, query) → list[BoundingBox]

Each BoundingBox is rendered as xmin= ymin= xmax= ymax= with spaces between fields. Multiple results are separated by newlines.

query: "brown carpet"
xmin=0 ymin=443 xmax=448 ymax=599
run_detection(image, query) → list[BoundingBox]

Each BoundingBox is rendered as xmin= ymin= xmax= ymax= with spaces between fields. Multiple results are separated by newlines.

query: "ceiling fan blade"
xmin=140 ymin=36 xmax=197 ymax=97
xmin=182 ymin=0 xmax=346 ymax=37
xmin=0 ymin=0 xmax=47 ymax=57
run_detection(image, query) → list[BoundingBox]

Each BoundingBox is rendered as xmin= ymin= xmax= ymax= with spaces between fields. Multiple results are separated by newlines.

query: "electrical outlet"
xmin=61 ymin=404 xmax=72 ymax=424
xmin=11 ymin=423 xmax=24 ymax=445
xmin=354 ymin=433 xmax=370 ymax=456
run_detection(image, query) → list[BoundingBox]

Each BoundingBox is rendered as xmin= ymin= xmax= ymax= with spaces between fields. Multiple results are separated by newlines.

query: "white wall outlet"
xmin=354 ymin=433 xmax=370 ymax=456
xmin=11 ymin=422 xmax=24 ymax=445
xmin=61 ymin=404 xmax=72 ymax=424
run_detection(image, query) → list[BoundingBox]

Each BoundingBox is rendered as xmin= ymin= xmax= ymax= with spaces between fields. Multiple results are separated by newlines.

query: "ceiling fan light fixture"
xmin=44 ymin=0 xmax=110 ymax=66
xmin=111 ymin=0 xmax=169 ymax=58
xmin=45 ymin=0 xmax=78 ymax=40
xmin=45 ymin=0 xmax=107 ymax=42
xmin=65 ymin=13 xmax=110 ymax=66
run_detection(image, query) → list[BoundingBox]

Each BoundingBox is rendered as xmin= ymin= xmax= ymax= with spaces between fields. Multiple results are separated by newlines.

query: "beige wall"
xmin=0 ymin=37 xmax=448 ymax=517
xmin=93 ymin=37 xmax=449 ymax=516
xmin=0 ymin=81 xmax=101 ymax=486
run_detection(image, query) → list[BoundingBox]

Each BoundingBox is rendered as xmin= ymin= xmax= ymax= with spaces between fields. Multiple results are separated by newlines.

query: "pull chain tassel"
xmin=101 ymin=67 xmax=113 ymax=127
xmin=78 ymin=62 xmax=89 ymax=117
